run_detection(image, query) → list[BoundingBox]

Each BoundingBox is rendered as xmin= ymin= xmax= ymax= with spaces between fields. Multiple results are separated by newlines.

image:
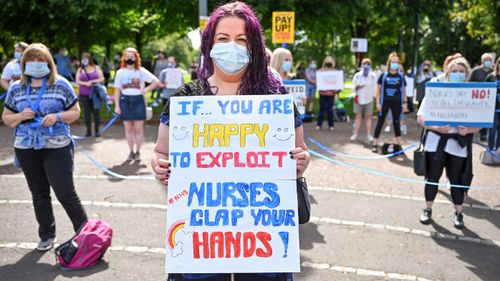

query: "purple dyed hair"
xmin=199 ymin=1 xmax=283 ymax=95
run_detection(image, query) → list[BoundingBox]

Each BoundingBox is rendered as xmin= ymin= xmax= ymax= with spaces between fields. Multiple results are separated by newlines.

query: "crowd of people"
xmin=0 ymin=0 xmax=499 ymax=279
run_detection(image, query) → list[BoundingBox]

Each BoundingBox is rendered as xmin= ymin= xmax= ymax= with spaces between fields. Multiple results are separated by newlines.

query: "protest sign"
xmin=272 ymin=12 xmax=295 ymax=44
xmin=405 ymin=76 xmax=414 ymax=98
xmin=350 ymin=38 xmax=368 ymax=52
xmin=200 ymin=16 xmax=209 ymax=31
xmin=166 ymin=94 xmax=300 ymax=273
xmin=424 ymin=82 xmax=497 ymax=128
xmin=164 ymin=68 xmax=183 ymax=89
xmin=284 ymin=79 xmax=306 ymax=115
xmin=316 ymin=70 xmax=344 ymax=91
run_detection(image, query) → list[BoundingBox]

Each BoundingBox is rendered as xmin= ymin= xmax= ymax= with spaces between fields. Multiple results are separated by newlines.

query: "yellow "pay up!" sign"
xmin=272 ymin=11 xmax=295 ymax=44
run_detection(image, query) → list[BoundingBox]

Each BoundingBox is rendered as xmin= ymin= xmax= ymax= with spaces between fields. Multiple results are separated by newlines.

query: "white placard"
xmin=316 ymin=70 xmax=344 ymax=91
xmin=405 ymin=77 xmax=415 ymax=98
xmin=423 ymin=82 xmax=497 ymax=128
xmin=166 ymin=94 xmax=300 ymax=273
xmin=351 ymin=38 xmax=368 ymax=52
xmin=164 ymin=68 xmax=183 ymax=89
xmin=283 ymin=79 xmax=306 ymax=115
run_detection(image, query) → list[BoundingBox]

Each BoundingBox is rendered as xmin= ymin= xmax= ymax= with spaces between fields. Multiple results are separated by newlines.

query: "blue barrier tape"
xmin=481 ymin=146 xmax=500 ymax=160
xmin=306 ymin=136 xmax=419 ymax=159
xmin=308 ymin=148 xmax=496 ymax=189
xmin=72 ymin=138 xmax=154 ymax=180
xmin=72 ymin=102 xmax=119 ymax=140
xmin=0 ymin=92 xmax=6 ymax=101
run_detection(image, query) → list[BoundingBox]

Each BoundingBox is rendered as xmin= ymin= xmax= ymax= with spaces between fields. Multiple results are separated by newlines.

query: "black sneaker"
xmin=127 ymin=151 xmax=135 ymax=161
xmin=420 ymin=208 xmax=432 ymax=224
xmin=133 ymin=151 xmax=141 ymax=161
xmin=371 ymin=144 xmax=378 ymax=153
xmin=453 ymin=212 xmax=464 ymax=229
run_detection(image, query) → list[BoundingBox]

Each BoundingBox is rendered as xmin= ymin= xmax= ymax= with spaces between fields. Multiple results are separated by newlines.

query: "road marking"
xmin=2 ymin=199 xmax=499 ymax=247
xmin=309 ymin=186 xmax=498 ymax=211
xmin=0 ymin=242 xmax=433 ymax=281
xmin=311 ymin=215 xmax=500 ymax=247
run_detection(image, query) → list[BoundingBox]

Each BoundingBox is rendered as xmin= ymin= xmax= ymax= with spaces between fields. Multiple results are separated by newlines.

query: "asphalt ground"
xmin=1 ymin=114 xmax=499 ymax=281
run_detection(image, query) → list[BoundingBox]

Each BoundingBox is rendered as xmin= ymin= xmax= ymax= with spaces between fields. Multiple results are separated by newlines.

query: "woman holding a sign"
xmin=114 ymin=47 xmax=159 ymax=161
xmin=151 ymin=2 xmax=309 ymax=280
xmin=316 ymin=56 xmax=340 ymax=130
xmin=372 ymin=52 xmax=407 ymax=152
xmin=416 ymin=57 xmax=479 ymax=229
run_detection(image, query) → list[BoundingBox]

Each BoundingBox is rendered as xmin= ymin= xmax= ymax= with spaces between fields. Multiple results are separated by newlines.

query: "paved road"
xmin=1 ymin=116 xmax=499 ymax=280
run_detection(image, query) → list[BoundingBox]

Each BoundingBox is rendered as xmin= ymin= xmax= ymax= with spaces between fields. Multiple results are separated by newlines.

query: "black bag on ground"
xmin=297 ymin=177 xmax=311 ymax=224
xmin=413 ymin=129 xmax=426 ymax=176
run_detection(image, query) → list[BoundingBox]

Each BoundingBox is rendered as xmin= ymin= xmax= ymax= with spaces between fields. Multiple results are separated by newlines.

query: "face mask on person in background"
xmin=210 ymin=41 xmax=250 ymax=74
xmin=24 ymin=61 xmax=50 ymax=78
xmin=449 ymin=72 xmax=466 ymax=83
xmin=310 ymin=63 xmax=316 ymax=69
xmin=483 ymin=60 xmax=493 ymax=69
xmin=167 ymin=62 xmax=176 ymax=68
xmin=362 ymin=64 xmax=371 ymax=72
xmin=282 ymin=60 xmax=292 ymax=72
xmin=81 ymin=58 xmax=89 ymax=66
xmin=325 ymin=62 xmax=333 ymax=68
xmin=125 ymin=58 xmax=135 ymax=65
xmin=14 ymin=52 xmax=22 ymax=60
xmin=390 ymin=62 xmax=399 ymax=71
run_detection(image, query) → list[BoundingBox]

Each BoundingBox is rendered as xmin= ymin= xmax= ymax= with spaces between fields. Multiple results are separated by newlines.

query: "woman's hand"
xmin=19 ymin=108 xmax=35 ymax=121
xmin=376 ymin=103 xmax=381 ymax=112
xmin=41 ymin=113 xmax=58 ymax=127
xmin=431 ymin=125 xmax=451 ymax=134
xmin=114 ymin=106 xmax=121 ymax=115
xmin=457 ymin=126 xmax=469 ymax=136
xmin=151 ymin=155 xmax=171 ymax=186
xmin=291 ymin=147 xmax=310 ymax=178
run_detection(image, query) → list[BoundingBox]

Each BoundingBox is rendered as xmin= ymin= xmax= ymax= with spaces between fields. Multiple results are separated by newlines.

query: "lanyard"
xmin=25 ymin=77 xmax=48 ymax=114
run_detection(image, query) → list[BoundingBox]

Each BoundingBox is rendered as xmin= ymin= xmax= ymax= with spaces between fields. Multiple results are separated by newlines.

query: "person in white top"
xmin=1 ymin=42 xmax=28 ymax=91
xmin=351 ymin=58 xmax=377 ymax=142
xmin=416 ymin=57 xmax=479 ymax=229
xmin=114 ymin=47 xmax=159 ymax=161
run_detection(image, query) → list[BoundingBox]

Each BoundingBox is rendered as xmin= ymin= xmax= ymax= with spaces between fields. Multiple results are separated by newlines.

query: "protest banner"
xmin=272 ymin=11 xmax=295 ymax=44
xmin=200 ymin=16 xmax=209 ymax=31
xmin=350 ymin=38 xmax=368 ymax=53
xmin=424 ymin=82 xmax=497 ymax=128
xmin=283 ymin=79 xmax=306 ymax=115
xmin=316 ymin=70 xmax=344 ymax=91
xmin=164 ymin=68 xmax=184 ymax=89
xmin=166 ymin=94 xmax=300 ymax=273
xmin=405 ymin=76 xmax=414 ymax=98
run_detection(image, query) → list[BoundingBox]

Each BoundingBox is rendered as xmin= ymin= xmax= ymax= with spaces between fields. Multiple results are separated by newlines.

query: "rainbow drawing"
xmin=167 ymin=220 xmax=185 ymax=249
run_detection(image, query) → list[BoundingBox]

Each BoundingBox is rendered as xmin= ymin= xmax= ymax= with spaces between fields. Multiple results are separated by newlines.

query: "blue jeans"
xmin=316 ymin=95 xmax=334 ymax=128
xmin=488 ymin=111 xmax=500 ymax=150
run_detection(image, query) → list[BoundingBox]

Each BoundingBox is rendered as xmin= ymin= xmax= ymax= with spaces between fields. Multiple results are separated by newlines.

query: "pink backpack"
xmin=55 ymin=219 xmax=113 ymax=270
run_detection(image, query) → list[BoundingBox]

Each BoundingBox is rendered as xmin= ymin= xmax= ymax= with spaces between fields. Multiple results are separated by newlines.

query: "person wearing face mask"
xmin=53 ymin=47 xmax=74 ymax=81
xmin=151 ymin=2 xmax=310 ymax=280
xmin=151 ymin=51 xmax=169 ymax=102
xmin=270 ymin=47 xmax=293 ymax=81
xmin=114 ymin=47 xmax=159 ymax=161
xmin=159 ymin=56 xmax=185 ymax=105
xmin=351 ymin=58 xmax=377 ymax=142
xmin=470 ymin=53 xmax=495 ymax=142
xmin=416 ymin=57 xmax=479 ymax=229
xmin=1 ymin=42 xmax=28 ymax=91
xmin=485 ymin=56 xmax=500 ymax=151
xmin=75 ymin=52 xmax=105 ymax=137
xmin=305 ymin=61 xmax=317 ymax=116
xmin=415 ymin=60 xmax=435 ymax=107
xmin=372 ymin=52 xmax=407 ymax=152
xmin=315 ymin=56 xmax=340 ymax=131
xmin=2 ymin=43 xmax=88 ymax=252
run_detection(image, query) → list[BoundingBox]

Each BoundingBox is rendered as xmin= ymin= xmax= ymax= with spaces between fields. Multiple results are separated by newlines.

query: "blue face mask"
xmin=390 ymin=62 xmax=399 ymax=71
xmin=210 ymin=41 xmax=250 ymax=74
xmin=309 ymin=63 xmax=316 ymax=69
xmin=24 ymin=61 xmax=50 ymax=78
xmin=14 ymin=52 xmax=22 ymax=60
xmin=483 ymin=60 xmax=493 ymax=69
xmin=362 ymin=64 xmax=371 ymax=71
xmin=449 ymin=72 xmax=466 ymax=83
xmin=282 ymin=60 xmax=292 ymax=72
xmin=167 ymin=62 xmax=176 ymax=68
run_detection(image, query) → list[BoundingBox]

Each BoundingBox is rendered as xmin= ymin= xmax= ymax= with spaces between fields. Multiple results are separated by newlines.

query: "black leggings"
xmin=79 ymin=95 xmax=100 ymax=134
xmin=15 ymin=145 xmax=88 ymax=240
xmin=424 ymin=151 xmax=467 ymax=205
xmin=374 ymin=100 xmax=402 ymax=138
